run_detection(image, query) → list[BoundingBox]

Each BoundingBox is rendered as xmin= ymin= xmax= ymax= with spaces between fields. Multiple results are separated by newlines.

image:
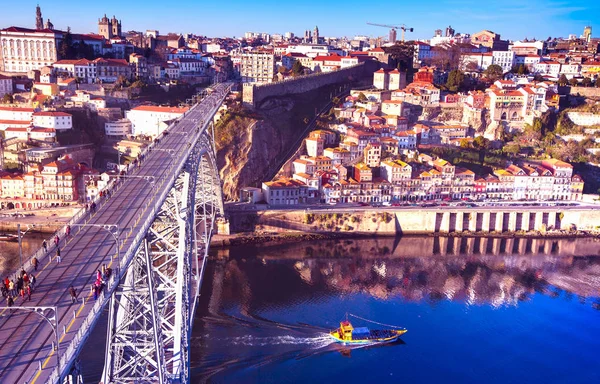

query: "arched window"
xmin=511 ymin=111 xmax=518 ymax=120
xmin=501 ymin=112 xmax=507 ymax=120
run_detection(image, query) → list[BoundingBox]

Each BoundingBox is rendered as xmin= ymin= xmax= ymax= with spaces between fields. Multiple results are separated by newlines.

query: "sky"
xmin=2 ymin=0 xmax=599 ymax=41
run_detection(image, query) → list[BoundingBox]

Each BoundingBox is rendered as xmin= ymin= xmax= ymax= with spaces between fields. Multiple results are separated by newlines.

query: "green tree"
xmin=446 ymin=69 xmax=465 ymax=92
xmin=459 ymin=138 xmax=472 ymax=148
xmin=558 ymin=74 xmax=568 ymax=86
xmin=384 ymin=42 xmax=414 ymax=79
xmin=483 ymin=64 xmax=503 ymax=81
xmin=1 ymin=94 xmax=14 ymax=104
xmin=291 ymin=60 xmax=304 ymax=76
xmin=582 ymin=77 xmax=593 ymax=87
xmin=472 ymin=136 xmax=490 ymax=164
xmin=114 ymin=75 xmax=130 ymax=89
xmin=569 ymin=77 xmax=579 ymax=87
xmin=59 ymin=27 xmax=74 ymax=59
xmin=503 ymin=143 xmax=521 ymax=155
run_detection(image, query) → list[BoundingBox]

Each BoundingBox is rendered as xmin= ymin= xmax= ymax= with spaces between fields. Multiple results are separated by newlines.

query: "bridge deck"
xmin=0 ymin=83 xmax=228 ymax=384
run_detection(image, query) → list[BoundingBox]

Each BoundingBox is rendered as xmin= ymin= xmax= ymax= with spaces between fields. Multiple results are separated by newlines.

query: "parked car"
xmin=382 ymin=202 xmax=391 ymax=207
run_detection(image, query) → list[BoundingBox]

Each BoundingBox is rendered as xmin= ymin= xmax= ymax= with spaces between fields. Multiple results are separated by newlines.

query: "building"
xmin=492 ymin=50 xmax=515 ymax=73
xmin=364 ymin=143 xmax=382 ymax=167
xmin=0 ymin=74 xmax=13 ymax=97
xmin=471 ymin=30 xmax=509 ymax=50
xmin=52 ymin=59 xmax=97 ymax=83
xmin=380 ymin=160 xmax=412 ymax=183
xmin=31 ymin=111 xmax=72 ymax=130
xmin=129 ymin=53 xmax=148 ymax=79
xmin=94 ymin=58 xmax=132 ymax=83
xmin=125 ymin=105 xmax=189 ymax=137
xmin=262 ymin=178 xmax=309 ymax=205
xmin=105 ymin=118 xmax=132 ymax=138
xmin=0 ymin=26 xmax=62 ymax=72
xmin=240 ymin=52 xmax=275 ymax=83
xmin=4 ymin=126 xmax=55 ymax=141
xmin=98 ymin=15 xmax=122 ymax=39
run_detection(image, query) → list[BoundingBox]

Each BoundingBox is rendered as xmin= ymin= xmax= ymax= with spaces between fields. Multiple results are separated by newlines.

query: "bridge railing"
xmin=44 ymin=84 xmax=231 ymax=384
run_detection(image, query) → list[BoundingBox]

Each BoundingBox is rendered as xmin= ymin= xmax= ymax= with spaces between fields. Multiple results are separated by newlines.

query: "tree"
xmin=558 ymin=74 xmax=568 ymax=86
xmin=357 ymin=92 xmax=368 ymax=102
xmin=114 ymin=75 xmax=130 ymax=89
xmin=59 ymin=27 xmax=75 ymax=59
xmin=459 ymin=138 xmax=472 ymax=148
xmin=483 ymin=64 xmax=504 ymax=81
xmin=384 ymin=42 xmax=414 ymax=79
xmin=465 ymin=61 xmax=480 ymax=73
xmin=503 ymin=143 xmax=521 ymax=155
xmin=582 ymin=77 xmax=593 ymax=87
xmin=517 ymin=64 xmax=529 ymax=75
xmin=472 ymin=136 xmax=490 ymax=164
xmin=291 ymin=60 xmax=304 ymax=76
xmin=1 ymin=94 xmax=14 ymax=104
xmin=446 ymin=69 xmax=465 ymax=92
xmin=569 ymin=77 xmax=579 ymax=87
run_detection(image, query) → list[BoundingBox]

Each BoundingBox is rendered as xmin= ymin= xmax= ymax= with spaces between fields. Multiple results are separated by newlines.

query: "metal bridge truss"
xmin=103 ymin=128 xmax=223 ymax=384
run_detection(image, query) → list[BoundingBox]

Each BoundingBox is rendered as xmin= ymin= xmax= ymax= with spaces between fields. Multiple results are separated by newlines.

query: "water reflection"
xmin=211 ymin=236 xmax=600 ymax=310
xmin=192 ymin=236 xmax=600 ymax=383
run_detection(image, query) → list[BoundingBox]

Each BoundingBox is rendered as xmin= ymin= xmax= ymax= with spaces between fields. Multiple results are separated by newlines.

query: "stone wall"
xmin=559 ymin=86 xmax=600 ymax=98
xmin=243 ymin=61 xmax=378 ymax=109
xmin=228 ymin=207 xmax=600 ymax=235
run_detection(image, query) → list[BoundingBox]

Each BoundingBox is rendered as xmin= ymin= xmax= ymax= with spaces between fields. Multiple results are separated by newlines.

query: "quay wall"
xmin=228 ymin=207 xmax=600 ymax=235
xmin=243 ymin=61 xmax=378 ymax=109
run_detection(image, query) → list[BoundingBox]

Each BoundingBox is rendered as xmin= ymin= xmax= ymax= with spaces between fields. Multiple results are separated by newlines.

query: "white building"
xmin=32 ymin=111 xmax=72 ymax=130
xmin=240 ymin=52 xmax=275 ymax=83
xmin=105 ymin=118 xmax=132 ymax=137
xmin=125 ymin=105 xmax=189 ymax=137
xmin=0 ymin=74 xmax=13 ymax=97
xmin=0 ymin=26 xmax=62 ymax=72
xmin=5 ymin=126 xmax=55 ymax=141
xmin=534 ymin=61 xmax=561 ymax=78
xmin=0 ymin=106 xmax=34 ymax=123
xmin=287 ymin=44 xmax=343 ymax=58
xmin=492 ymin=50 xmax=515 ymax=73
xmin=53 ymin=59 xmax=97 ymax=82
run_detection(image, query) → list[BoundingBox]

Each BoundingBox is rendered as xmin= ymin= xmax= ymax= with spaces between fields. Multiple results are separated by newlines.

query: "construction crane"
xmin=367 ymin=22 xmax=414 ymax=42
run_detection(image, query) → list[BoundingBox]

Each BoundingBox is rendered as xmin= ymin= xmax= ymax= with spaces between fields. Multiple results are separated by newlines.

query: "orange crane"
xmin=367 ymin=22 xmax=414 ymax=42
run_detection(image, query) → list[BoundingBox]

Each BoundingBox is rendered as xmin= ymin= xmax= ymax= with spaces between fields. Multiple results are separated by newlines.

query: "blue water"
xmin=191 ymin=237 xmax=600 ymax=384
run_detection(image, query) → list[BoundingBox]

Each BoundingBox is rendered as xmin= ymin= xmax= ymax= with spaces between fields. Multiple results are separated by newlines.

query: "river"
xmin=3 ymin=236 xmax=600 ymax=383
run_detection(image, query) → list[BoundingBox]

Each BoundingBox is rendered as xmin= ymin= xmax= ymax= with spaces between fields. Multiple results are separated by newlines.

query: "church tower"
xmin=98 ymin=14 xmax=112 ymax=39
xmin=35 ymin=5 xmax=44 ymax=30
xmin=312 ymin=26 xmax=319 ymax=44
xmin=111 ymin=15 xmax=122 ymax=38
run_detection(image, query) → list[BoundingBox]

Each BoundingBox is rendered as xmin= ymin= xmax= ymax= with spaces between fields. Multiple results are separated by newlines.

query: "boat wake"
xmin=226 ymin=334 xmax=334 ymax=348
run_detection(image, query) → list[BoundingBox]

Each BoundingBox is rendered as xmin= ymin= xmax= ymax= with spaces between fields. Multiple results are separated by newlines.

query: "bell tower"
xmin=35 ymin=5 xmax=44 ymax=30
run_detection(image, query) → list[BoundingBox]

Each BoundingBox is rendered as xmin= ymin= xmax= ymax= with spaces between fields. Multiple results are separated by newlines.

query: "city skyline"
xmin=2 ymin=0 xmax=599 ymax=41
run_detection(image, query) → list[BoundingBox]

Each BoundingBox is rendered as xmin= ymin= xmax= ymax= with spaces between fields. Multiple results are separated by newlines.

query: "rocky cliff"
xmin=217 ymin=83 xmax=347 ymax=201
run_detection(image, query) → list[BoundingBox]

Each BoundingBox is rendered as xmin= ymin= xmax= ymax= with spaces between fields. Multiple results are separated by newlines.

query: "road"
xmin=0 ymin=83 xmax=229 ymax=384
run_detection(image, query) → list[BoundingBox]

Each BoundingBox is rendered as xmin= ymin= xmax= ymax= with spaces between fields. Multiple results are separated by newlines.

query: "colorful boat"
xmin=329 ymin=318 xmax=407 ymax=345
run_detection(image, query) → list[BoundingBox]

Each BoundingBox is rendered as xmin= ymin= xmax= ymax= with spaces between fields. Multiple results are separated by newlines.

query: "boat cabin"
xmin=339 ymin=321 xmax=354 ymax=341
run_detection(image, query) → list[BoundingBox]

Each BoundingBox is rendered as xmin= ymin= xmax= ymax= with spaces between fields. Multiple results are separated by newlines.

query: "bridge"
xmin=0 ymin=83 xmax=231 ymax=383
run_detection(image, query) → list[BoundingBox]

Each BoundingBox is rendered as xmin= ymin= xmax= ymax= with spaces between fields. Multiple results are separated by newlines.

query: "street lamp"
xmin=0 ymin=306 xmax=60 ymax=373
xmin=17 ymin=223 xmax=36 ymax=269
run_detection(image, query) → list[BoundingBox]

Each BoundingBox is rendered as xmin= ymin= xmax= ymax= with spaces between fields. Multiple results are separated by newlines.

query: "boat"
xmin=0 ymin=234 xmax=18 ymax=242
xmin=329 ymin=314 xmax=407 ymax=345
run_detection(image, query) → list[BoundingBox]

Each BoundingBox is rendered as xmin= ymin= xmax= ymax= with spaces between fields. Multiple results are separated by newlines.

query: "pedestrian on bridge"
xmin=32 ymin=257 xmax=38 ymax=271
xmin=7 ymin=296 xmax=14 ymax=307
xmin=42 ymin=240 xmax=48 ymax=253
xmin=4 ymin=276 xmax=9 ymax=290
xmin=54 ymin=235 xmax=60 ymax=247
xmin=91 ymin=284 xmax=98 ymax=300
xmin=30 ymin=273 xmax=36 ymax=290
xmin=69 ymin=286 xmax=77 ymax=303
xmin=8 ymin=280 xmax=15 ymax=297
xmin=56 ymin=247 xmax=61 ymax=263
xmin=66 ymin=225 xmax=71 ymax=239
xmin=26 ymin=285 xmax=31 ymax=301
